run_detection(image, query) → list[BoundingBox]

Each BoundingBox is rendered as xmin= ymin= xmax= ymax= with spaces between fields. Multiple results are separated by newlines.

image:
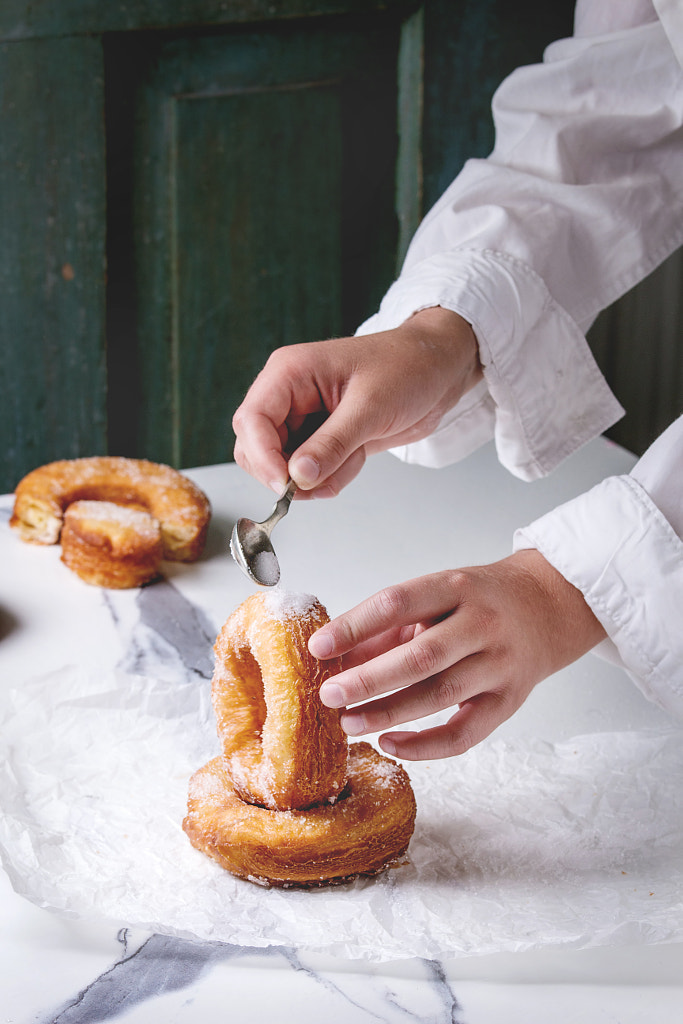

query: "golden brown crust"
xmin=188 ymin=592 xmax=417 ymax=887
xmin=10 ymin=456 xmax=210 ymax=562
xmin=60 ymin=500 xmax=163 ymax=589
xmin=212 ymin=592 xmax=348 ymax=811
xmin=182 ymin=742 xmax=416 ymax=887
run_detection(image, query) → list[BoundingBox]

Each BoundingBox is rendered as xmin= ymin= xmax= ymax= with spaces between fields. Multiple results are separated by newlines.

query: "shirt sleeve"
xmin=358 ymin=4 xmax=683 ymax=480
xmin=514 ymin=415 xmax=683 ymax=720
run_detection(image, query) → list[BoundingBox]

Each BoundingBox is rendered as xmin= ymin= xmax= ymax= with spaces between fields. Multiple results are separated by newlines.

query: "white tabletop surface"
xmin=1 ymin=439 xmax=682 ymax=1023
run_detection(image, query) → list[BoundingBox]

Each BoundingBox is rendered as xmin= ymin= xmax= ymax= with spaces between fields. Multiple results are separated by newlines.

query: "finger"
xmin=379 ymin=690 xmax=516 ymax=761
xmin=310 ymin=572 xmax=467 ymax=659
xmin=337 ymin=624 xmax=421 ymax=671
xmin=318 ymin=614 xmax=476 ymax=709
xmin=339 ymin=652 xmax=487 ymax=737
xmin=233 ymin=351 xmax=326 ymax=490
xmin=232 ymin=410 xmax=291 ymax=493
xmin=287 ymin=445 xmax=368 ymax=500
xmin=287 ymin=387 xmax=387 ymax=491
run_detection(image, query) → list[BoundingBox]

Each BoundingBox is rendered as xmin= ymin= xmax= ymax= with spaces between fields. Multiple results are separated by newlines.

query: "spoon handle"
xmin=263 ymin=478 xmax=297 ymax=534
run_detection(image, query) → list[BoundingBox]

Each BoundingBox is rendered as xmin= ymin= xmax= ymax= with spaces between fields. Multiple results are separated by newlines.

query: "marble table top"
xmin=1 ymin=441 xmax=682 ymax=1022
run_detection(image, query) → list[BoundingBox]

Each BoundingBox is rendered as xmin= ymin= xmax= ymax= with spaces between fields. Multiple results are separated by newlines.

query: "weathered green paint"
xmin=0 ymin=8 xmax=409 ymax=489
xmin=395 ymin=6 xmax=423 ymax=271
xmin=422 ymin=0 xmax=576 ymax=208
xmin=108 ymin=20 xmax=402 ymax=467
xmin=172 ymin=86 xmax=343 ymax=467
xmin=3 ymin=1 xmax=631 ymax=494
xmin=0 ymin=1 xmax=414 ymax=42
xmin=0 ymin=35 xmax=107 ymax=491
xmin=589 ymin=248 xmax=683 ymax=456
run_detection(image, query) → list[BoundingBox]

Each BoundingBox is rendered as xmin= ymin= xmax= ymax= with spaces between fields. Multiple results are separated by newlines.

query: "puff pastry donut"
xmin=211 ymin=591 xmax=348 ymax=811
xmin=183 ymin=591 xmax=417 ymax=887
xmin=60 ymin=500 xmax=163 ymax=589
xmin=10 ymin=456 xmax=211 ymax=583
xmin=183 ymin=742 xmax=416 ymax=887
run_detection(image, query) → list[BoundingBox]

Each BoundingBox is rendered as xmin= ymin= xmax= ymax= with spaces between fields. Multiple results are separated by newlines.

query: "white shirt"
xmin=357 ymin=0 xmax=683 ymax=718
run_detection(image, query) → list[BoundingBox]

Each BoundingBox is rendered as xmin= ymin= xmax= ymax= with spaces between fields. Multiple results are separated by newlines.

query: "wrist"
xmin=406 ymin=306 xmax=483 ymax=396
xmin=507 ymin=548 xmax=607 ymax=671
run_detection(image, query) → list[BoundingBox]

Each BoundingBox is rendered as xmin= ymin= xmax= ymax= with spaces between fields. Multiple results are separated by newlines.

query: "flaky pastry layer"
xmin=212 ymin=592 xmax=348 ymax=811
xmin=60 ymin=500 xmax=163 ymax=588
xmin=10 ymin=455 xmax=210 ymax=562
xmin=183 ymin=742 xmax=416 ymax=887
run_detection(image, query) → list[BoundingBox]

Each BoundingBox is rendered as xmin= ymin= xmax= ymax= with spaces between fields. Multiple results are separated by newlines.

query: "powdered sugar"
xmin=363 ymin=754 xmax=402 ymax=790
xmin=252 ymin=549 xmax=279 ymax=586
xmin=261 ymin=589 xmax=318 ymax=621
xmin=65 ymin=500 xmax=161 ymax=541
xmin=67 ymin=500 xmax=157 ymax=527
xmin=188 ymin=767 xmax=225 ymax=802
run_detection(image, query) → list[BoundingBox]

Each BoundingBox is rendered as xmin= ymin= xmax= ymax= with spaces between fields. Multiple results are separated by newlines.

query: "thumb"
xmin=288 ymin=400 xmax=375 ymax=491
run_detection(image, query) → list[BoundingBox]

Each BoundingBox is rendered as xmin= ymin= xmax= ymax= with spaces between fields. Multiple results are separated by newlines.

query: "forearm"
xmin=365 ymin=9 xmax=683 ymax=480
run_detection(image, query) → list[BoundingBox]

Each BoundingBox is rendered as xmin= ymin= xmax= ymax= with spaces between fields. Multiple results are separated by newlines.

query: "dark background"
xmin=1 ymin=1 xmax=677 ymax=492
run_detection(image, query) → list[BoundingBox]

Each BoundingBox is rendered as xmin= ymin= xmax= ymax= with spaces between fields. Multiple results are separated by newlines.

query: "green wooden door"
xmin=0 ymin=0 xmax=582 ymax=494
xmin=0 ymin=3 xmax=418 ymax=492
xmin=0 ymin=35 xmax=108 ymax=491
xmin=106 ymin=19 xmax=406 ymax=467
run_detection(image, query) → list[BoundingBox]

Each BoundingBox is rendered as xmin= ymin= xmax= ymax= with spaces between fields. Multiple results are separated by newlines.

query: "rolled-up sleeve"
xmin=359 ymin=5 xmax=683 ymax=480
xmin=514 ymin=416 xmax=683 ymax=718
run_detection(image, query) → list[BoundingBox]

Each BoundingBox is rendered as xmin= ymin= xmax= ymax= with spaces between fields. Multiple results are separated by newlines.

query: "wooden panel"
xmin=395 ymin=6 xmax=423 ymax=270
xmin=172 ymin=86 xmax=342 ymax=466
xmin=0 ymin=36 xmax=107 ymax=493
xmin=106 ymin=19 xmax=401 ymax=467
xmin=588 ymin=250 xmax=683 ymax=456
xmin=0 ymin=0 xmax=415 ymax=42
xmin=421 ymin=0 xmax=576 ymax=208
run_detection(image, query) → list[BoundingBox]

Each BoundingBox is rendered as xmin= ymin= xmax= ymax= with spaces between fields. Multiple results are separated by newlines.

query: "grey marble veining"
xmin=5 ymin=452 xmax=683 ymax=1024
xmin=35 ymin=581 xmax=233 ymax=1022
xmin=32 ymin=576 xmax=465 ymax=1024
xmin=40 ymin=933 xmax=466 ymax=1024
xmin=41 ymin=935 xmax=260 ymax=1024
xmin=105 ymin=579 xmax=217 ymax=681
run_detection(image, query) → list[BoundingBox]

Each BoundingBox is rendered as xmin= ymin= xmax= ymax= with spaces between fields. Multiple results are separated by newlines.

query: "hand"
xmin=310 ymin=549 xmax=606 ymax=760
xmin=232 ymin=307 xmax=482 ymax=498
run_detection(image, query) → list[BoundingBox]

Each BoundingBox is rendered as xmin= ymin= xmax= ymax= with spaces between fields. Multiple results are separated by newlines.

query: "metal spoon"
xmin=230 ymin=478 xmax=297 ymax=586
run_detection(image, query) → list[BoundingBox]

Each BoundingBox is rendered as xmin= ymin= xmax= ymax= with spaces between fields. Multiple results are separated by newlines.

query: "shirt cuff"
xmin=357 ymin=248 xmax=624 ymax=480
xmin=514 ymin=474 xmax=683 ymax=720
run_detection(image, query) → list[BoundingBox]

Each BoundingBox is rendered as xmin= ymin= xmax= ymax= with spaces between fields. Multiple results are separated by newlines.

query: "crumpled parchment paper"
xmin=1 ymin=664 xmax=682 ymax=962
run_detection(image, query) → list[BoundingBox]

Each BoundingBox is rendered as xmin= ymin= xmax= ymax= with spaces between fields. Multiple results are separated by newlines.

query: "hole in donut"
xmin=235 ymin=645 xmax=268 ymax=737
xmin=317 ymin=779 xmax=352 ymax=808
xmin=244 ymin=779 xmax=353 ymax=813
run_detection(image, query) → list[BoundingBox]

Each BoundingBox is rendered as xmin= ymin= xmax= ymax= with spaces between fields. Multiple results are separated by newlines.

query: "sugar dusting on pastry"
xmin=10 ymin=455 xmax=210 ymax=560
xmin=211 ymin=591 xmax=347 ymax=812
xmin=67 ymin=500 xmax=160 ymax=537
xmin=262 ymin=589 xmax=318 ymax=621
xmin=186 ymin=592 xmax=417 ymax=887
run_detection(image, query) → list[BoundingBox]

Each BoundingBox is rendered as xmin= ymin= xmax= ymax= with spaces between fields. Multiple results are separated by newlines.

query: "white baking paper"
xmin=1 ymin=664 xmax=682 ymax=962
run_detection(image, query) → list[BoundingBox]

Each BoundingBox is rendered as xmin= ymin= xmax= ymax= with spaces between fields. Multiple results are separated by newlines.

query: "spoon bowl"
xmin=230 ymin=479 xmax=297 ymax=586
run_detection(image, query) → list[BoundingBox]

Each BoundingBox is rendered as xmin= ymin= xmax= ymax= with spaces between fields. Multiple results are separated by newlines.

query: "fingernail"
xmin=309 ymin=632 xmax=334 ymax=658
xmin=290 ymin=454 xmax=320 ymax=488
xmin=269 ymin=479 xmax=288 ymax=494
xmin=380 ymin=737 xmax=397 ymax=757
xmin=341 ymin=712 xmax=365 ymax=736
xmin=319 ymin=682 xmax=344 ymax=708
